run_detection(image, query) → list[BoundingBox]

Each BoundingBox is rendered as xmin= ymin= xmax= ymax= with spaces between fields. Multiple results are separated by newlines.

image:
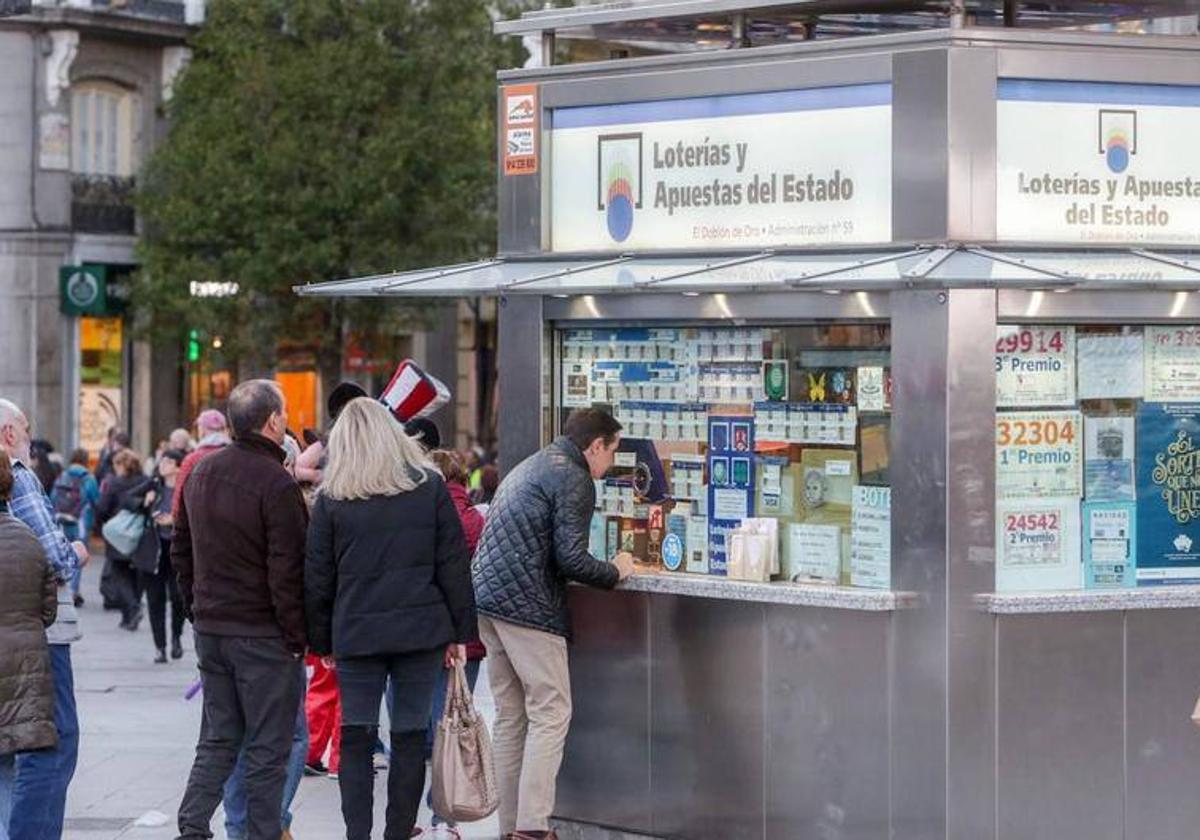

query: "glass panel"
xmin=513 ymin=258 xmax=721 ymax=292
xmin=926 ymin=249 xmax=1064 ymax=282
xmin=553 ymin=322 xmax=893 ymax=589
xmin=993 ymin=321 xmax=1200 ymax=593
xmin=649 ymin=251 xmax=927 ymax=289
xmin=998 ymin=250 xmax=1200 ymax=282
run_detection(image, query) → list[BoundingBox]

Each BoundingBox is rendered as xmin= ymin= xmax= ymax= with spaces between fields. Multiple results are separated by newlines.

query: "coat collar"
xmin=551 ymin=436 xmax=589 ymax=472
xmin=233 ymin=432 xmax=286 ymax=464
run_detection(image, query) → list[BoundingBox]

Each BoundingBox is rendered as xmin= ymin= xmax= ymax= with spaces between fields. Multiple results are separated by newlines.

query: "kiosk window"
xmin=995 ymin=323 xmax=1200 ymax=592
xmin=553 ymin=324 xmax=892 ymax=588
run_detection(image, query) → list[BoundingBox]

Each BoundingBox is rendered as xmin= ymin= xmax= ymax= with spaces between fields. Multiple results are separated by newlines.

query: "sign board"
xmin=998 ymin=79 xmax=1200 ymax=244
xmin=994 ymin=325 xmax=1075 ymax=407
xmin=549 ymin=84 xmax=892 ymax=252
xmin=996 ymin=410 xmax=1083 ymax=500
xmin=59 ymin=265 xmax=107 ymax=316
xmin=1136 ymin=402 xmax=1200 ymax=585
xmin=502 ymin=84 xmax=538 ymax=176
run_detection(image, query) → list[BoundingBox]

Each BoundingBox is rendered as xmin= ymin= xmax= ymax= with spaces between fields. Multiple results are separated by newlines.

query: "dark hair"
xmin=404 ymin=417 xmax=441 ymax=452
xmin=159 ymin=449 xmax=187 ymax=468
xmin=479 ymin=464 xmax=499 ymax=499
xmin=563 ymin=408 xmax=622 ymax=452
xmin=113 ymin=431 xmax=130 ymax=448
xmin=113 ymin=448 xmax=143 ymax=476
xmin=327 ymin=381 xmax=367 ymax=422
xmin=70 ymin=448 xmax=89 ymax=466
xmin=227 ymin=379 xmax=284 ymax=439
xmin=0 ymin=450 xmax=12 ymax=503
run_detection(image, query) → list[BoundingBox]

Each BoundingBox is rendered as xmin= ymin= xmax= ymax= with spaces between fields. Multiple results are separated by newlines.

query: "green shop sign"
xmin=59 ymin=264 xmax=130 ymax=316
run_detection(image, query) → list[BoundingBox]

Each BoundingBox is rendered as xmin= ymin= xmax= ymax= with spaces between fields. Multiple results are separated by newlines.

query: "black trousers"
xmin=104 ymin=555 xmax=142 ymax=624
xmin=336 ymin=649 xmax=442 ymax=840
xmin=176 ymin=633 xmax=303 ymax=840
xmin=141 ymin=538 xmax=185 ymax=649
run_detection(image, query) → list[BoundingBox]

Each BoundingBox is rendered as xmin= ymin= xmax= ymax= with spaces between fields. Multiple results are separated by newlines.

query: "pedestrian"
xmin=29 ymin=439 xmax=60 ymax=496
xmin=305 ymin=398 xmax=476 ymax=840
xmin=173 ymin=380 xmax=308 ymax=840
xmin=472 ymin=464 xmax=499 ymax=513
xmin=421 ymin=448 xmax=487 ymax=838
xmin=95 ymin=448 xmax=148 ymax=631
xmin=403 ymin=416 xmax=441 ymax=451
xmin=172 ymin=409 xmax=232 ymax=519
xmin=169 ymin=427 xmax=194 ymax=453
xmin=298 ymin=383 xmax=365 ymax=780
xmin=0 ymin=450 xmax=59 ymax=835
xmin=472 ymin=408 xmax=636 ymax=840
xmin=124 ymin=449 xmax=187 ymax=663
xmin=0 ymin=398 xmax=89 ymax=840
xmin=93 ymin=427 xmax=128 ymax=487
xmin=52 ymin=448 xmax=100 ymax=608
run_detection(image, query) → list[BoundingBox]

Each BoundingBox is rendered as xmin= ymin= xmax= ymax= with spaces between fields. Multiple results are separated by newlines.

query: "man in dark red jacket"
xmin=172 ymin=380 xmax=308 ymax=840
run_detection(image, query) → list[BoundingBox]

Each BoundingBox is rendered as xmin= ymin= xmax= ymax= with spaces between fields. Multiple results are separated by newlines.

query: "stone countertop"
xmin=979 ymin=586 xmax=1200 ymax=614
xmin=614 ymin=571 xmax=903 ymax=611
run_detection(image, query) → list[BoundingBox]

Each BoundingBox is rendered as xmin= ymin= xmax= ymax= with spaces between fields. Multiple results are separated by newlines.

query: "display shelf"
xmin=979 ymin=586 xmax=1200 ymax=614
xmin=615 ymin=571 xmax=902 ymax=610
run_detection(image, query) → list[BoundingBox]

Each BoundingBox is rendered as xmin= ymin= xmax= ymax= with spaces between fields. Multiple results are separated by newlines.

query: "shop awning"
xmin=293 ymin=246 xmax=1200 ymax=299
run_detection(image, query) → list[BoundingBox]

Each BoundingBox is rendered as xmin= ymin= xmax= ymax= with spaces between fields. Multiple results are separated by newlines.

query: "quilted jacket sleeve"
xmin=550 ymin=469 xmax=619 ymax=589
xmin=433 ymin=478 xmax=479 ymax=644
xmin=304 ymin=494 xmax=336 ymax=657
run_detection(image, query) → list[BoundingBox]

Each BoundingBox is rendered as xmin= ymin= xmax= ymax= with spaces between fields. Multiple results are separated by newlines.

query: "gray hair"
xmin=0 ymin=398 xmax=23 ymax=428
xmin=226 ymin=380 xmax=284 ymax=439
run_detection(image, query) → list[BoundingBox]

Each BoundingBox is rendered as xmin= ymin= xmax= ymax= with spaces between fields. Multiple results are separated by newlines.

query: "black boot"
xmin=170 ymin=636 xmax=184 ymax=659
xmin=338 ymin=725 xmax=378 ymax=840
xmin=384 ymin=729 xmax=427 ymax=840
xmin=154 ymin=648 xmax=167 ymax=664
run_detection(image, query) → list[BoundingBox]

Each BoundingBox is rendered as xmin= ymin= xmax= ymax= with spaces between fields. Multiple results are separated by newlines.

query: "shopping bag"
xmin=101 ymin=509 xmax=145 ymax=558
xmin=130 ymin=521 xmax=160 ymax=575
xmin=431 ymin=660 xmax=498 ymax=822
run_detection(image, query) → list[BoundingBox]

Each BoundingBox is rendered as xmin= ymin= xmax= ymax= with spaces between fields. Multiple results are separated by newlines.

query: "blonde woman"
xmin=305 ymin=398 xmax=476 ymax=840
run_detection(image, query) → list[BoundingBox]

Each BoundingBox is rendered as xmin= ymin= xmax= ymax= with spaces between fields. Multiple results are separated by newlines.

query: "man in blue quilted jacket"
xmin=472 ymin=408 xmax=635 ymax=840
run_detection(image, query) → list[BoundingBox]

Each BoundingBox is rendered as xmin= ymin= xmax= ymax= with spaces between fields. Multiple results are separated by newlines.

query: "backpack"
xmin=52 ymin=471 xmax=86 ymax=521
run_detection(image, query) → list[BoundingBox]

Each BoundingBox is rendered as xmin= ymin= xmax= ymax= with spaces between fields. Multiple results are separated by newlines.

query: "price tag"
xmin=995 ymin=325 xmax=1076 ymax=407
xmin=996 ymin=410 xmax=1083 ymax=500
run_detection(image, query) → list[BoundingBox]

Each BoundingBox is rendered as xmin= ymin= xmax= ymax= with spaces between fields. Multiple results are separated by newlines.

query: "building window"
xmin=71 ymin=80 xmax=140 ymax=177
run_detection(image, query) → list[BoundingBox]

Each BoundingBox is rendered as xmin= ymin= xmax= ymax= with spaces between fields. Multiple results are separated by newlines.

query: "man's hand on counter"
xmin=613 ymin=551 xmax=636 ymax=581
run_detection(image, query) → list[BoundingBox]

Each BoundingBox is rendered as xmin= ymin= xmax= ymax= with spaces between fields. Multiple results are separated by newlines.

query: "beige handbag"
xmin=431 ymin=660 xmax=499 ymax=822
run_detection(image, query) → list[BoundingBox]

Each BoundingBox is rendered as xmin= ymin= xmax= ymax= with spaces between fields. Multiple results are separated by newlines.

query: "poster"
xmin=663 ymin=514 xmax=688 ymax=572
xmin=1084 ymin=415 xmax=1135 ymax=501
xmin=788 ymin=523 xmax=841 ymax=583
xmin=994 ymin=325 xmax=1076 ymax=407
xmin=1145 ymin=326 xmax=1200 ymax=402
xmin=1083 ymin=501 xmax=1136 ymax=589
xmin=995 ymin=498 xmax=1082 ymax=592
xmin=996 ymin=410 xmax=1083 ymax=500
xmin=856 ymin=366 xmax=886 ymax=412
xmin=707 ymin=414 xmax=755 ymax=575
xmin=562 ymin=362 xmax=592 ymax=407
xmin=686 ymin=516 xmax=709 ymax=574
xmin=850 ymin=486 xmax=891 ymax=589
xmin=502 ymin=84 xmax=539 ymax=176
xmin=1135 ymin=402 xmax=1200 ymax=584
xmin=763 ymin=359 xmax=788 ymax=401
xmin=1078 ymin=333 xmax=1143 ymax=400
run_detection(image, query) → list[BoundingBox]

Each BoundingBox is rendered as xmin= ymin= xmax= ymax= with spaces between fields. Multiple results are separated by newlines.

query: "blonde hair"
xmin=321 ymin=398 xmax=431 ymax=500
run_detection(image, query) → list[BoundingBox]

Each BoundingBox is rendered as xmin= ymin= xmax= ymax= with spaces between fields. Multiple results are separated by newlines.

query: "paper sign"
xmin=562 ymin=362 xmax=592 ymax=407
xmin=1078 ymin=333 xmax=1143 ymax=400
xmin=1136 ymin=402 xmax=1200 ymax=584
xmin=857 ymin=366 xmax=886 ymax=412
xmin=789 ymin=523 xmax=841 ymax=583
xmin=1084 ymin=415 xmax=1135 ymax=501
xmin=1145 ymin=326 xmax=1200 ymax=402
xmin=996 ymin=410 xmax=1083 ymax=500
xmin=502 ymin=84 xmax=539 ymax=176
xmin=713 ymin=487 xmax=752 ymax=521
xmin=995 ymin=498 xmax=1081 ymax=592
xmin=686 ymin=516 xmax=709 ymax=574
xmin=1083 ymin=501 xmax=1136 ymax=589
xmin=995 ymin=325 xmax=1076 ymax=407
xmin=614 ymin=451 xmax=637 ymax=468
xmin=850 ymin=486 xmax=891 ymax=589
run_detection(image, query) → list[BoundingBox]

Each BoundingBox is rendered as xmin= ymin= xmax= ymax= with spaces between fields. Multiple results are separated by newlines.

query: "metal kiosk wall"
xmin=297 ymin=26 xmax=1200 ymax=840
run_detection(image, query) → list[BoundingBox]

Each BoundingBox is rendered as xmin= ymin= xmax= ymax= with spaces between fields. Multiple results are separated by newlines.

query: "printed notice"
xmin=1084 ymin=415 xmax=1135 ymax=501
xmin=788 ymin=523 xmax=841 ymax=583
xmin=850 ymin=486 xmax=890 ymax=589
xmin=1078 ymin=333 xmax=1143 ymax=400
xmin=996 ymin=410 xmax=1084 ymax=500
xmin=503 ymin=84 xmax=539 ymax=176
xmin=1083 ymin=501 xmax=1136 ymax=589
xmin=856 ymin=366 xmax=886 ymax=412
xmin=1135 ymin=402 xmax=1200 ymax=584
xmin=995 ymin=325 xmax=1076 ymax=407
xmin=562 ymin=362 xmax=592 ymax=407
xmin=1145 ymin=326 xmax=1200 ymax=402
xmin=996 ymin=498 xmax=1082 ymax=592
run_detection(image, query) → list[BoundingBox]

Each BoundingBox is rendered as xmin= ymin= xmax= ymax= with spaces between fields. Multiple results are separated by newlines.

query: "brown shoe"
xmin=280 ymin=830 xmax=294 ymax=840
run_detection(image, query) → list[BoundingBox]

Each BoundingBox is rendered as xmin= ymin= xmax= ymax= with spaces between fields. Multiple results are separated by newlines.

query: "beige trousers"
xmin=478 ymin=615 xmax=572 ymax=835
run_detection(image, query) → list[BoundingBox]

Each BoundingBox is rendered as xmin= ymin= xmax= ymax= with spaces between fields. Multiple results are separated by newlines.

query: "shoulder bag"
xmin=431 ymin=660 xmax=499 ymax=822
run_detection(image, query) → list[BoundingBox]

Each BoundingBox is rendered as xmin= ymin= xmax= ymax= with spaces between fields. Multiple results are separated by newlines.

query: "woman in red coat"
xmin=421 ymin=449 xmax=487 ymax=837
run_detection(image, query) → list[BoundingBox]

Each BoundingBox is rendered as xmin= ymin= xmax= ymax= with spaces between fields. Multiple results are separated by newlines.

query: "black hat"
xmin=327 ymin=381 xmax=367 ymax=421
xmin=403 ymin=417 xmax=441 ymax=452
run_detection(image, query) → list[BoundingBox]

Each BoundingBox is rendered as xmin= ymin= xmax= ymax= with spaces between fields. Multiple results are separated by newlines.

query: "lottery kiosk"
xmin=298 ymin=17 xmax=1200 ymax=840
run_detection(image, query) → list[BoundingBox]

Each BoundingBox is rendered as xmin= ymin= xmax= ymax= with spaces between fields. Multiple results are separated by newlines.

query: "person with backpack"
xmin=52 ymin=450 xmax=99 ymax=609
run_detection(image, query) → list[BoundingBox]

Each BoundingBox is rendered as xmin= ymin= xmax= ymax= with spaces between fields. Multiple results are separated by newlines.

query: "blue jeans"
xmin=423 ymin=659 xmax=481 ymax=827
xmin=0 ymin=645 xmax=80 ymax=840
xmin=60 ymin=522 xmax=83 ymax=597
xmin=223 ymin=669 xmax=308 ymax=839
